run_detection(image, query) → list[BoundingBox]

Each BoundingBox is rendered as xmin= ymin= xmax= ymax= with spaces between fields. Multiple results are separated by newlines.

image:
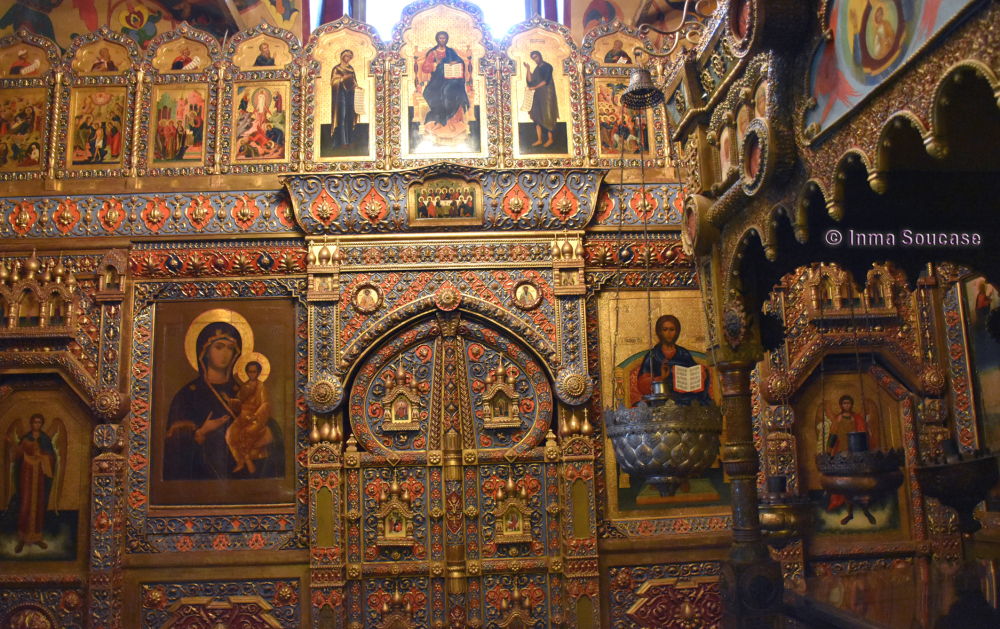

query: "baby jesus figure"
xmin=226 ymin=360 xmax=272 ymax=473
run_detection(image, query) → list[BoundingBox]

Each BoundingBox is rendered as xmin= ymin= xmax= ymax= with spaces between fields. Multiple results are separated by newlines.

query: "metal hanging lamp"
xmin=813 ymin=286 xmax=904 ymax=526
xmin=604 ymin=62 xmax=721 ymax=497
xmin=620 ymin=68 xmax=665 ymax=111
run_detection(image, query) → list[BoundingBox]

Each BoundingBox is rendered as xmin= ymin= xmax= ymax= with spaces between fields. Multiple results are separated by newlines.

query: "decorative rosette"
xmin=434 ymin=282 xmax=462 ymax=312
xmin=306 ymin=373 xmax=343 ymax=413
xmin=920 ymin=365 xmax=947 ymax=397
xmin=555 ymin=367 xmax=594 ymax=406
xmin=766 ymin=371 xmax=793 ymax=401
xmin=92 ymin=387 xmax=122 ymax=421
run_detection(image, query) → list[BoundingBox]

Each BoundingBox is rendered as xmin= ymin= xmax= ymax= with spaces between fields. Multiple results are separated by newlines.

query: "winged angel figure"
xmin=3 ymin=413 xmax=66 ymax=553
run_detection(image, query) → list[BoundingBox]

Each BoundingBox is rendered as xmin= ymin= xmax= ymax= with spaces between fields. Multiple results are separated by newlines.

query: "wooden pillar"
xmin=718 ymin=361 xmax=783 ymax=629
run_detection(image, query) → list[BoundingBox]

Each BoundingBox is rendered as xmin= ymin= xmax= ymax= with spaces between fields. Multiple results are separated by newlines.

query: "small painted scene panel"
xmin=150 ymin=300 xmax=297 ymax=506
xmin=595 ymin=79 xmax=653 ymax=158
xmin=0 ymin=88 xmax=46 ymax=172
xmin=409 ymin=177 xmax=482 ymax=224
xmin=150 ymin=85 xmax=208 ymax=166
xmin=598 ymin=291 xmax=729 ymax=515
xmin=232 ymin=83 xmax=289 ymax=163
xmin=1 ymin=388 xmax=90 ymax=561
xmin=68 ymin=87 xmax=128 ymax=168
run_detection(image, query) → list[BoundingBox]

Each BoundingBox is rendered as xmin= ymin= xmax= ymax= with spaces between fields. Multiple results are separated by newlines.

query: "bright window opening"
xmin=366 ymin=0 xmax=527 ymax=40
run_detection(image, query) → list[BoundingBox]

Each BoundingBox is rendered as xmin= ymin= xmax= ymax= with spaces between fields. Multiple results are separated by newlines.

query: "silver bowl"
xmin=606 ymin=400 xmax=723 ymax=496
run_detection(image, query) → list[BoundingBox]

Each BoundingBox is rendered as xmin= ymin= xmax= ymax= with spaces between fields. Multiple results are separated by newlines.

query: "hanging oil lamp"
xmin=813 ymin=288 xmax=904 ymax=525
xmin=604 ymin=66 xmax=723 ymax=497
xmin=758 ymin=405 xmax=813 ymax=549
xmin=916 ymin=441 xmax=998 ymax=536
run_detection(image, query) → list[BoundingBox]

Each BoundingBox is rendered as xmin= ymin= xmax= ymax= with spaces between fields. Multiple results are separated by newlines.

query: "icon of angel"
xmin=814 ymin=393 xmax=883 ymax=524
xmin=3 ymin=413 xmax=67 ymax=553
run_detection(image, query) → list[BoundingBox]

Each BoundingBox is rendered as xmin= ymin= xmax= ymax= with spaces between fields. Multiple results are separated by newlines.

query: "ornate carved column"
xmin=442 ymin=428 xmax=468 ymax=629
xmin=90 ymin=423 xmax=125 ymax=629
xmin=559 ymin=408 xmax=599 ymax=629
xmin=308 ymin=434 xmax=346 ymax=629
xmin=717 ymin=361 xmax=783 ymax=629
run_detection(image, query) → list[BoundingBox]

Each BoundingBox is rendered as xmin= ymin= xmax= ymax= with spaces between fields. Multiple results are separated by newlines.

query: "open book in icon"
xmin=673 ymin=364 xmax=706 ymax=394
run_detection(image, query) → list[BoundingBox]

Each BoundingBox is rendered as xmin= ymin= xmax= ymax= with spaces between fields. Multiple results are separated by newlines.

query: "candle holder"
xmin=916 ymin=448 xmax=998 ymax=535
xmin=759 ymin=475 xmax=814 ymax=549
xmin=815 ymin=449 xmax=905 ymax=525
xmin=606 ymin=382 xmax=723 ymax=497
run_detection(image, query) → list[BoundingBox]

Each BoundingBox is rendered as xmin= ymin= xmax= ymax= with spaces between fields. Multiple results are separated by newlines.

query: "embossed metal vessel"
xmin=814 ymin=449 xmax=905 ymax=525
xmin=916 ymin=453 xmax=999 ymax=534
xmin=606 ymin=383 xmax=723 ymax=496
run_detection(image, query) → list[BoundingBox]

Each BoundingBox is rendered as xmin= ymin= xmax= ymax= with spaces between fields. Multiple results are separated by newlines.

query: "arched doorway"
xmin=341 ymin=309 xmax=562 ymax=628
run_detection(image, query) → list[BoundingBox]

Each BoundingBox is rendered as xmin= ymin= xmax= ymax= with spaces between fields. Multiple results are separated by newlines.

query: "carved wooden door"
xmin=340 ymin=311 xmax=565 ymax=629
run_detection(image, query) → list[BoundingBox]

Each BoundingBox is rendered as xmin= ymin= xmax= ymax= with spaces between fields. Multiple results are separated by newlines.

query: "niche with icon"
xmin=92 ymin=249 xmax=127 ymax=302
xmin=380 ymin=364 xmax=421 ymax=432
xmin=305 ymin=239 xmax=344 ymax=302
xmin=0 ymin=252 xmax=80 ymax=337
xmin=492 ymin=476 xmax=531 ymax=544
xmin=798 ymin=370 xmax=907 ymax=535
xmin=481 ymin=360 xmax=521 ymax=429
xmin=375 ymin=479 xmax=416 ymax=548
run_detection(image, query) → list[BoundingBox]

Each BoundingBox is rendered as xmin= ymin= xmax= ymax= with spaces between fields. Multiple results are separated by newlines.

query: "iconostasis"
xmin=0 ymin=0 xmax=995 ymax=628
